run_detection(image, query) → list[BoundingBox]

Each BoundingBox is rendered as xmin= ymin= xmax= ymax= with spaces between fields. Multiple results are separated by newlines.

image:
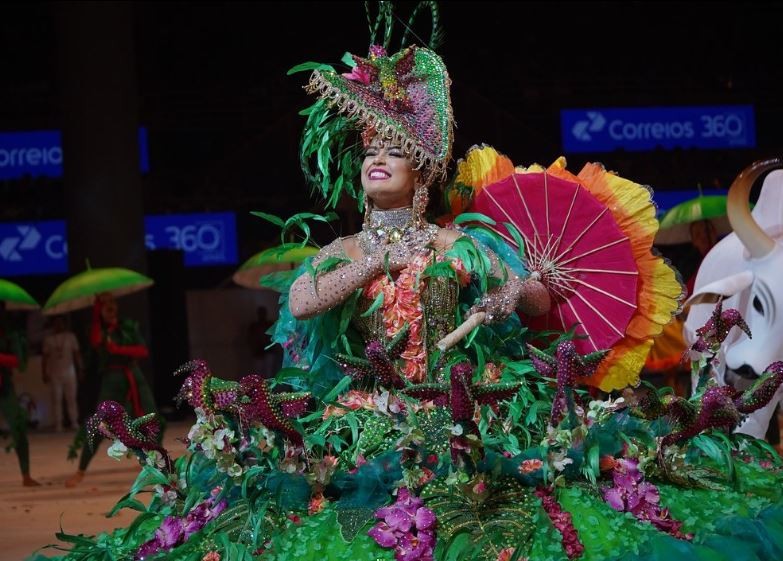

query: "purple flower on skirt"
xmin=396 ymin=531 xmax=435 ymax=561
xmin=136 ymin=492 xmax=229 ymax=559
xmin=155 ymin=516 xmax=184 ymax=549
xmin=369 ymin=487 xmax=437 ymax=561
xmin=135 ymin=539 xmax=160 ymax=560
xmin=602 ymin=457 xmax=692 ymax=540
xmin=368 ymin=521 xmax=398 ymax=548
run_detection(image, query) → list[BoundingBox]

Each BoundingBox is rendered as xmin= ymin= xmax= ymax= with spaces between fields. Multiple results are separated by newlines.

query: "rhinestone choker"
xmin=358 ymin=206 xmax=437 ymax=254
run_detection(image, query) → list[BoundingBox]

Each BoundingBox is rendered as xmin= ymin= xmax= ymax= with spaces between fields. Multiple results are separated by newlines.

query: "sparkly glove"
xmin=469 ymin=275 xmax=551 ymax=324
xmin=290 ymin=230 xmax=438 ymax=320
xmin=289 ymin=240 xmax=384 ymax=320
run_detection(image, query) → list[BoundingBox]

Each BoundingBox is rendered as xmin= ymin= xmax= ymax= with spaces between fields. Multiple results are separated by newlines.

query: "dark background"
xmin=2 ymin=2 xmax=781 ymax=258
xmin=1 ymin=1 xmax=781 ymax=410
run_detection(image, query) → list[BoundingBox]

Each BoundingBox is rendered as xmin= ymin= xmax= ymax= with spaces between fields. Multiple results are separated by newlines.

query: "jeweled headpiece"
xmin=293 ymin=2 xmax=453 ymax=208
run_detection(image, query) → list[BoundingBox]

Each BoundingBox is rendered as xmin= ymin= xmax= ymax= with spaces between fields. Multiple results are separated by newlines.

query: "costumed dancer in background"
xmin=65 ymin=292 xmax=162 ymax=487
xmin=0 ymin=301 xmax=40 ymax=486
xmin=42 ymin=315 xmax=84 ymax=432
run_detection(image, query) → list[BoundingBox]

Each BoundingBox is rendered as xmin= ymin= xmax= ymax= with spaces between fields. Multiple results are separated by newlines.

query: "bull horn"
xmin=727 ymin=158 xmax=782 ymax=259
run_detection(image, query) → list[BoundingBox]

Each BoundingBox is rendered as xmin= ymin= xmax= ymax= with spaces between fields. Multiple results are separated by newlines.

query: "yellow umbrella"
xmin=232 ymin=245 xmax=319 ymax=290
xmin=43 ymin=266 xmax=154 ymax=315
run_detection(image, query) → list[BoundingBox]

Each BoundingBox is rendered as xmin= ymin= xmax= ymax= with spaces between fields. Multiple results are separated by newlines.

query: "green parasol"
xmin=655 ymin=195 xmax=734 ymax=245
xmin=0 ymin=278 xmax=40 ymax=311
xmin=232 ymin=245 xmax=319 ymax=291
xmin=43 ymin=267 xmax=154 ymax=315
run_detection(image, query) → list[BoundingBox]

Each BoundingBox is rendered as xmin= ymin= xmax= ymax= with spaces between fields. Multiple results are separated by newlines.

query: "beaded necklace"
xmin=357 ymin=207 xmax=437 ymax=255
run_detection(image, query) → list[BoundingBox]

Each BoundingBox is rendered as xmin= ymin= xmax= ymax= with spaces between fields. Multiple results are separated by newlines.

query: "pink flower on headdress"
xmin=342 ymin=64 xmax=373 ymax=85
xmin=369 ymin=45 xmax=388 ymax=59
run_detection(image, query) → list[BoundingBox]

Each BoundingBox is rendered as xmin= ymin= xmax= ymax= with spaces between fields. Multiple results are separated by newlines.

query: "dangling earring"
xmin=413 ymin=186 xmax=429 ymax=229
xmin=363 ymin=192 xmax=372 ymax=229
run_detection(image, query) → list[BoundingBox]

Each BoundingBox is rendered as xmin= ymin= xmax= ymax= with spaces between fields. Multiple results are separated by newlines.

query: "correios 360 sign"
xmin=561 ymin=106 xmax=755 ymax=153
xmin=0 ymin=128 xmax=149 ymax=179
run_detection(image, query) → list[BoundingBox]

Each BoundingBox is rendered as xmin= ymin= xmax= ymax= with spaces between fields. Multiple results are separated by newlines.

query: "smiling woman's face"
xmin=360 ymin=136 xmax=419 ymax=209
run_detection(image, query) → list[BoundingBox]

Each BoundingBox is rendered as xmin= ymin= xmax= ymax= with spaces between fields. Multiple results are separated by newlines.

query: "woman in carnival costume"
xmin=36 ymin=4 xmax=783 ymax=561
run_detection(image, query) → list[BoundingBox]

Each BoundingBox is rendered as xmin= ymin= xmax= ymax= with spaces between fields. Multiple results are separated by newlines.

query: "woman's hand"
xmin=384 ymin=228 xmax=436 ymax=270
xmin=385 ymin=239 xmax=422 ymax=271
xmin=468 ymin=276 xmax=551 ymax=324
xmin=468 ymin=277 xmax=524 ymax=324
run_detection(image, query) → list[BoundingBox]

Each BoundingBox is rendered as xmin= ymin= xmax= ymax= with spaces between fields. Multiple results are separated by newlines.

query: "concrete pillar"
xmin=54 ymin=2 xmax=152 ymax=401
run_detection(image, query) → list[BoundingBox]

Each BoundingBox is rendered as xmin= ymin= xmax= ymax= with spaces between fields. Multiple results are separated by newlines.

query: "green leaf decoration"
xmin=503 ymin=222 xmax=526 ymax=255
xmin=322 ymin=375 xmax=353 ymax=404
xmin=129 ymin=465 xmax=169 ymax=497
xmin=416 ymin=407 xmax=452 ymax=455
xmin=122 ymin=511 xmax=160 ymax=545
xmin=360 ymin=291 xmax=385 ymax=318
xmin=335 ymin=506 xmax=376 ymax=542
xmin=355 ymin=415 xmax=396 ymax=460
xmin=422 ymin=261 xmax=457 ymax=280
xmin=422 ymin=477 xmax=538 ymax=561
xmin=287 ymin=61 xmax=336 ymax=75
xmin=453 ymin=212 xmax=497 ymax=226
xmin=107 ymin=495 xmax=148 ymax=518
xmin=250 ymin=211 xmax=285 ymax=227
xmin=340 ymin=52 xmax=356 ymax=68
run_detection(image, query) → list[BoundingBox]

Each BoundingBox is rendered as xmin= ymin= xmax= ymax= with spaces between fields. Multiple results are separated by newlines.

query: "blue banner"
xmin=0 ymin=220 xmax=68 ymax=275
xmin=0 ymin=213 xmax=237 ymax=276
xmin=144 ymin=213 xmax=238 ymax=267
xmin=561 ymin=106 xmax=755 ymax=153
xmin=0 ymin=128 xmax=150 ymax=180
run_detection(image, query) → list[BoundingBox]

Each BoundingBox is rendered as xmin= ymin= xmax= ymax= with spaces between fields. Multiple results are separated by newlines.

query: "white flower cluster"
xmin=153 ymin=484 xmax=179 ymax=505
xmin=187 ymin=408 xmax=245 ymax=478
xmin=586 ymin=397 xmax=625 ymax=425
xmin=107 ymin=440 xmax=129 ymax=461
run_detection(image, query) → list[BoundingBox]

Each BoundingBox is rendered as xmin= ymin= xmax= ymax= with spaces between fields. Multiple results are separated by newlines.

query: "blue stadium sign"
xmin=144 ymin=213 xmax=238 ymax=267
xmin=561 ymin=106 xmax=755 ymax=153
xmin=0 ymin=213 xmax=237 ymax=276
xmin=0 ymin=220 xmax=68 ymax=275
xmin=0 ymin=128 xmax=150 ymax=180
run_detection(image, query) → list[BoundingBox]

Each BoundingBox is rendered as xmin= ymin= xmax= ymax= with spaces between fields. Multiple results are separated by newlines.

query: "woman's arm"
xmin=288 ymin=238 xmax=382 ymax=320
xmin=289 ymin=236 xmax=424 ymax=320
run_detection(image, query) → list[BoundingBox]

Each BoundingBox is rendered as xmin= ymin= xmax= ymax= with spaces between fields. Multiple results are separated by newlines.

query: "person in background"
xmin=65 ymin=292 xmax=162 ymax=487
xmin=0 ymin=302 xmax=40 ymax=486
xmin=42 ymin=315 xmax=83 ymax=432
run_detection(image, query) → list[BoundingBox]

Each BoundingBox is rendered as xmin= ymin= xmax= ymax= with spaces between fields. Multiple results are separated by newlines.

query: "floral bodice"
xmin=353 ymin=249 xmax=470 ymax=383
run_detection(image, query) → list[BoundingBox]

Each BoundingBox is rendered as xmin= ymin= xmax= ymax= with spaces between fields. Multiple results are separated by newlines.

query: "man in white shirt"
xmin=42 ymin=315 xmax=83 ymax=432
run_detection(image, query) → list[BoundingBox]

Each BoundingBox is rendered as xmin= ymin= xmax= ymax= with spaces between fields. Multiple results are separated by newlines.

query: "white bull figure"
xmin=684 ymin=159 xmax=783 ymax=440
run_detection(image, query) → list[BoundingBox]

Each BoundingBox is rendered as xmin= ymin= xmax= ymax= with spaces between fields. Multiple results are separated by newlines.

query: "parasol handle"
xmin=437 ymin=312 xmax=486 ymax=352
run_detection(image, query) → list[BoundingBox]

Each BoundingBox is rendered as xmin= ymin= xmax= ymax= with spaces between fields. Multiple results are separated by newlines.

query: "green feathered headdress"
xmin=290 ymin=2 xmax=453 ymax=209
